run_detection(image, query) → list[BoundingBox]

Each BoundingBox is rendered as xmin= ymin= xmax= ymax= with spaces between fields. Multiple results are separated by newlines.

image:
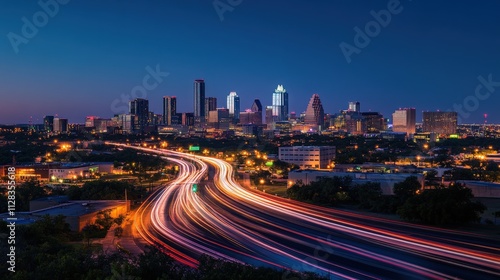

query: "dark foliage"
xmin=350 ymin=182 xmax=383 ymax=210
xmin=14 ymin=179 xmax=50 ymax=211
xmin=397 ymin=184 xmax=486 ymax=226
xmin=0 ymin=215 xmax=327 ymax=280
xmin=66 ymin=180 xmax=146 ymax=201
xmin=287 ymin=176 xmax=352 ymax=206
xmin=393 ymin=176 xmax=421 ymax=204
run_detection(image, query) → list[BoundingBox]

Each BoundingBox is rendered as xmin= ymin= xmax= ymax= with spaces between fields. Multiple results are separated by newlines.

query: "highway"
xmin=113 ymin=143 xmax=500 ymax=279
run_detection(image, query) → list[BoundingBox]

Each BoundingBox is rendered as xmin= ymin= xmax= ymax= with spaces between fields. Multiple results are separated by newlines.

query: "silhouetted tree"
xmin=397 ymin=184 xmax=486 ymax=226
xmin=393 ymin=176 xmax=421 ymax=204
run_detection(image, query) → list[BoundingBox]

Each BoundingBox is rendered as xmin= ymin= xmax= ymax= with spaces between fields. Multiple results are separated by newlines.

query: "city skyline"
xmin=1 ymin=1 xmax=500 ymax=124
xmin=2 ymin=85 xmax=489 ymax=126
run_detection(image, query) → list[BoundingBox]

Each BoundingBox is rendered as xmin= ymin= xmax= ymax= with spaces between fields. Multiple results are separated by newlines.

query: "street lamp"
xmin=417 ymin=155 xmax=421 ymax=167
xmin=259 ymin=179 xmax=265 ymax=185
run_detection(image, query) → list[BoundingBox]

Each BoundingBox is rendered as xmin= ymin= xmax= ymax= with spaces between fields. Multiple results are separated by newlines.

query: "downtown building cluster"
xmin=38 ymin=80 xmax=459 ymax=140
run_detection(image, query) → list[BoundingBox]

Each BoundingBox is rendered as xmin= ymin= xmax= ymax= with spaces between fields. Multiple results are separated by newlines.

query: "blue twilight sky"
xmin=1 ymin=0 xmax=500 ymax=124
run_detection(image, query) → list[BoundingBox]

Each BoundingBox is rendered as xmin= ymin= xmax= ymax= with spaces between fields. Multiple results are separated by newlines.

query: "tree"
xmin=114 ymin=214 xmax=125 ymax=226
xmin=397 ymin=184 xmax=486 ymax=226
xmin=95 ymin=209 xmax=114 ymax=230
xmin=451 ymin=168 xmax=475 ymax=181
xmin=286 ymin=176 xmax=352 ymax=206
xmin=424 ymin=169 xmax=438 ymax=180
xmin=135 ymin=246 xmax=190 ymax=280
xmin=350 ymin=182 xmax=382 ymax=209
xmin=393 ymin=176 xmax=421 ymax=204
xmin=15 ymin=179 xmax=50 ymax=211
xmin=82 ymin=224 xmax=105 ymax=246
xmin=485 ymin=161 xmax=499 ymax=172
xmin=114 ymin=227 xmax=123 ymax=238
xmin=70 ymin=180 xmax=146 ymax=201
xmin=197 ymin=254 xmax=327 ymax=280
xmin=493 ymin=211 xmax=500 ymax=224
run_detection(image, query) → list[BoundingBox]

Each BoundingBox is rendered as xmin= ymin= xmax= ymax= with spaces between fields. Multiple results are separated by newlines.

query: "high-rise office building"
xmin=250 ymin=99 xmax=263 ymax=125
xmin=43 ymin=116 xmax=54 ymax=132
xmin=208 ymin=108 xmax=231 ymax=130
xmin=348 ymin=101 xmax=360 ymax=113
xmin=239 ymin=110 xmax=263 ymax=125
xmin=53 ymin=118 xmax=68 ymax=133
xmin=149 ymin=112 xmax=162 ymax=126
xmin=304 ymin=94 xmax=325 ymax=128
xmin=85 ymin=116 xmax=98 ymax=128
xmin=162 ymin=96 xmax=176 ymax=125
xmin=265 ymin=106 xmax=274 ymax=129
xmin=181 ymin=113 xmax=195 ymax=127
xmin=129 ymin=98 xmax=149 ymax=132
xmin=194 ymin=79 xmax=205 ymax=123
xmin=272 ymin=85 xmax=289 ymax=121
xmin=118 ymin=114 xmax=136 ymax=134
xmin=392 ymin=108 xmax=416 ymax=136
xmin=422 ymin=111 xmax=458 ymax=135
xmin=227 ymin=92 xmax=240 ymax=121
xmin=205 ymin=97 xmax=217 ymax=121
xmin=251 ymin=99 xmax=262 ymax=113
xmin=361 ymin=112 xmax=386 ymax=133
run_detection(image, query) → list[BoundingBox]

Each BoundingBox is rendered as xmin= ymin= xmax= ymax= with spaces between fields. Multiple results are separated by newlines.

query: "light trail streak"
xmin=108 ymin=143 xmax=500 ymax=279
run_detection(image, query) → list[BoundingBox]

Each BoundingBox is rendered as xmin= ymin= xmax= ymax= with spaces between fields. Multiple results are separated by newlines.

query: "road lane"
xmin=109 ymin=143 xmax=500 ymax=279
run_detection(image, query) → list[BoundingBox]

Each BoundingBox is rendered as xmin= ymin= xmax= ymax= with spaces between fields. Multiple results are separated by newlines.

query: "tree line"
xmin=0 ymin=216 xmax=327 ymax=280
xmin=287 ymin=176 xmax=486 ymax=226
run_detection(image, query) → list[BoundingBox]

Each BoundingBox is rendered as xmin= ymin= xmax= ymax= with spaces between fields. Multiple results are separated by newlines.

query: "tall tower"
xmin=422 ymin=111 xmax=457 ymax=135
xmin=392 ymin=108 xmax=416 ymax=136
xmin=227 ymin=92 xmax=240 ymax=121
xmin=272 ymin=85 xmax=289 ymax=121
xmin=304 ymin=94 xmax=325 ymax=128
xmin=43 ymin=115 xmax=54 ymax=132
xmin=251 ymin=99 xmax=263 ymax=125
xmin=194 ymin=79 xmax=205 ymax=123
xmin=162 ymin=96 xmax=176 ymax=125
xmin=53 ymin=118 xmax=68 ymax=133
xmin=205 ymin=97 xmax=217 ymax=121
xmin=251 ymin=99 xmax=263 ymax=113
xmin=129 ymin=98 xmax=149 ymax=132
xmin=265 ymin=106 xmax=274 ymax=129
xmin=348 ymin=101 xmax=360 ymax=113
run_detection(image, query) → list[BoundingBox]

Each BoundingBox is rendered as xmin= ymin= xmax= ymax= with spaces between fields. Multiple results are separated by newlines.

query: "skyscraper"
xmin=194 ymin=79 xmax=205 ymax=124
xmin=423 ymin=111 xmax=457 ymax=135
xmin=348 ymin=101 xmax=360 ymax=113
xmin=361 ymin=112 xmax=386 ymax=133
xmin=118 ymin=114 xmax=136 ymax=134
xmin=53 ymin=118 xmax=68 ymax=133
xmin=162 ymin=96 xmax=176 ymax=125
xmin=43 ymin=115 xmax=54 ymax=132
xmin=272 ymin=85 xmax=289 ymax=121
xmin=227 ymin=92 xmax=240 ymax=121
xmin=129 ymin=98 xmax=149 ymax=132
xmin=392 ymin=108 xmax=416 ymax=136
xmin=304 ymin=94 xmax=325 ymax=128
xmin=265 ymin=106 xmax=274 ymax=129
xmin=251 ymin=99 xmax=263 ymax=125
xmin=208 ymin=108 xmax=230 ymax=130
xmin=205 ymin=97 xmax=217 ymax=121
xmin=251 ymin=99 xmax=263 ymax=113
xmin=181 ymin=113 xmax=195 ymax=127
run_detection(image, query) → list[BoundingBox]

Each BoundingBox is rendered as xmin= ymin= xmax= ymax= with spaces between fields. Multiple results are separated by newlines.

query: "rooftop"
xmin=458 ymin=180 xmax=500 ymax=188
xmin=31 ymin=200 xmax=127 ymax=217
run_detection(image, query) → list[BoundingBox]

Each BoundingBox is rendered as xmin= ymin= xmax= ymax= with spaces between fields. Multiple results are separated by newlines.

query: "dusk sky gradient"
xmin=1 ymin=0 xmax=500 ymax=124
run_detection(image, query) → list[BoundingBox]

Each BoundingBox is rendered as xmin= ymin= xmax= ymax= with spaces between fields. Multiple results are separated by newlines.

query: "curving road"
xmin=112 ymin=143 xmax=500 ymax=279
